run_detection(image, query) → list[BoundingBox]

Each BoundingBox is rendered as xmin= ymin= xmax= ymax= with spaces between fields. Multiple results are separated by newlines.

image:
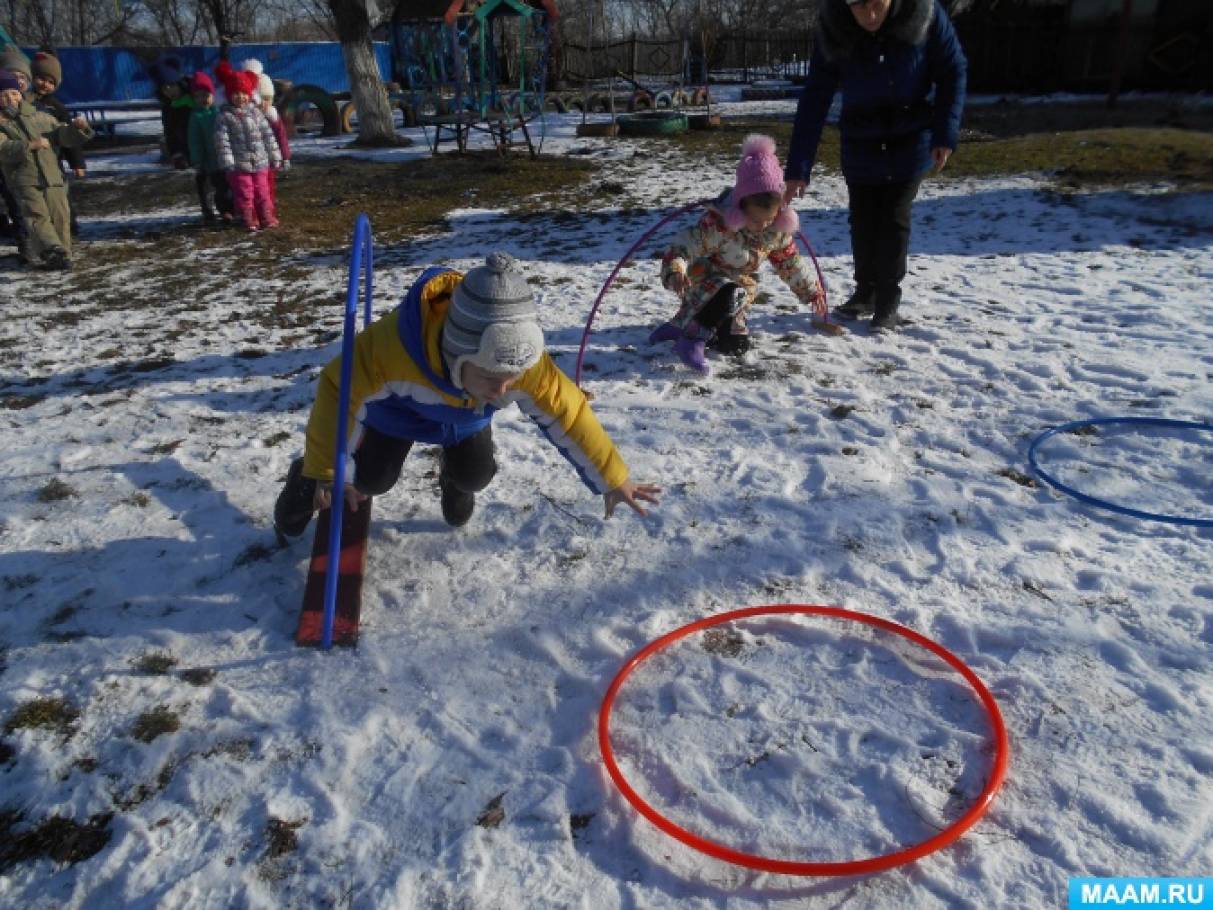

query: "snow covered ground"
xmin=0 ymin=99 xmax=1211 ymax=908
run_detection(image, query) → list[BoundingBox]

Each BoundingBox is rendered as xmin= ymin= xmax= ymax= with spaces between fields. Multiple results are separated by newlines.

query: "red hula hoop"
xmin=573 ymin=203 xmax=830 ymax=387
xmin=598 ymin=605 xmax=1010 ymax=877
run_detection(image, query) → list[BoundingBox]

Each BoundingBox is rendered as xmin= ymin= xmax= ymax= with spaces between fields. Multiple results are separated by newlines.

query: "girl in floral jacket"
xmin=214 ymin=61 xmax=281 ymax=232
xmin=650 ymin=134 xmax=824 ymax=375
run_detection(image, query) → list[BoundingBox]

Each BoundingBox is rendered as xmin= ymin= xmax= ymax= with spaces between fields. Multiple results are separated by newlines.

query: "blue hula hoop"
xmin=1027 ymin=416 xmax=1213 ymax=528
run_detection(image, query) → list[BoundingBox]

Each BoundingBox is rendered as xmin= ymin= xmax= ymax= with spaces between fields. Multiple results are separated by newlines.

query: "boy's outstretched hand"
xmin=314 ymin=483 xmax=367 ymax=513
xmin=604 ymin=481 xmax=662 ymax=519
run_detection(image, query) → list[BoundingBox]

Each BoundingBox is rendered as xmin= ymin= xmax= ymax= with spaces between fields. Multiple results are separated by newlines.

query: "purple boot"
xmin=648 ymin=321 xmax=681 ymax=344
xmin=675 ymin=336 xmax=710 ymax=375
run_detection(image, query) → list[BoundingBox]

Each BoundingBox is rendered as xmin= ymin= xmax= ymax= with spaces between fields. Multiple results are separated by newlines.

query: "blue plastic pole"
xmin=321 ymin=214 xmax=374 ymax=649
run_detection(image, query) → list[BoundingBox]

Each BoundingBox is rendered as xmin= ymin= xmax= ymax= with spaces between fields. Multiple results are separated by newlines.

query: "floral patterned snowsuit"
xmin=659 ymin=193 xmax=821 ymax=340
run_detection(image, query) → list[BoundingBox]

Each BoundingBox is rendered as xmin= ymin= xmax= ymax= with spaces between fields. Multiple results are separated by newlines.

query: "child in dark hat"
xmin=0 ymin=49 xmax=32 ymax=258
xmin=150 ymin=53 xmax=192 ymax=168
xmin=0 ymin=67 xmax=93 ymax=269
xmin=274 ymin=253 xmax=661 ymax=538
xmin=29 ymin=51 xmax=86 ymax=238
xmin=0 ymin=45 xmax=30 ymax=92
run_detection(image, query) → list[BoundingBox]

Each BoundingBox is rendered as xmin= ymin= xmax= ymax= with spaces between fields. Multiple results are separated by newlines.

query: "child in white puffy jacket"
xmin=214 ymin=60 xmax=281 ymax=232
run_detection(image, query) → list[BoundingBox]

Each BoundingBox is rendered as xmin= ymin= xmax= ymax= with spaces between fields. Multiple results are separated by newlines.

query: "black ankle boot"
xmin=707 ymin=329 xmax=751 ymax=356
xmin=274 ymin=458 xmax=317 ymax=538
xmin=835 ymin=283 xmax=876 ymax=319
xmin=439 ymin=474 xmax=475 ymax=527
xmin=870 ymin=285 xmax=902 ymax=332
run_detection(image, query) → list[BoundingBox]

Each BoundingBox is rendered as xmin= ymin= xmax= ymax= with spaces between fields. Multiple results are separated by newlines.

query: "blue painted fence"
xmin=5 ymin=42 xmax=393 ymax=105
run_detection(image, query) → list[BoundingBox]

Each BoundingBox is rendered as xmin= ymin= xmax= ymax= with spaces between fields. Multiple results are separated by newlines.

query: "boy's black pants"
xmin=846 ymin=177 xmax=922 ymax=297
xmin=353 ymin=425 xmax=497 ymax=497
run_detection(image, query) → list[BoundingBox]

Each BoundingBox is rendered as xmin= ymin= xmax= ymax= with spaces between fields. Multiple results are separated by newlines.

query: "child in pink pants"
xmin=214 ymin=63 xmax=281 ymax=232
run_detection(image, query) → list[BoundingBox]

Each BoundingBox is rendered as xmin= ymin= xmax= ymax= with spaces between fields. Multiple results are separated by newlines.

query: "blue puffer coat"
xmin=785 ymin=0 xmax=966 ymax=186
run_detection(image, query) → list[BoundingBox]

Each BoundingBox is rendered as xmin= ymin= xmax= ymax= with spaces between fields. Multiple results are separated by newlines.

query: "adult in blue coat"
xmin=783 ymin=0 xmax=966 ymax=330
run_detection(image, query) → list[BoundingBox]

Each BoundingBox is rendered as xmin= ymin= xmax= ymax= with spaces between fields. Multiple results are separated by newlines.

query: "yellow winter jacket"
xmin=302 ymin=267 xmax=629 ymax=495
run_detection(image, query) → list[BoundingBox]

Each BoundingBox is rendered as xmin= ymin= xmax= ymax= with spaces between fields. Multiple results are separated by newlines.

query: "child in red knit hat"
xmin=186 ymin=71 xmax=233 ymax=224
xmin=214 ymin=60 xmax=281 ymax=232
xmin=649 ymin=134 xmax=824 ymax=375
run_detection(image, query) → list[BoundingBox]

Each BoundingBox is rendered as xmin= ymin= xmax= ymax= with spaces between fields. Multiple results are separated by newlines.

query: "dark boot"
xmin=835 ymin=283 xmax=876 ymax=320
xmin=708 ymin=328 xmax=751 ymax=356
xmin=870 ymin=285 xmax=902 ymax=332
xmin=40 ymin=247 xmax=72 ymax=271
xmin=273 ymin=458 xmax=317 ymax=538
xmin=439 ymin=473 xmax=475 ymax=528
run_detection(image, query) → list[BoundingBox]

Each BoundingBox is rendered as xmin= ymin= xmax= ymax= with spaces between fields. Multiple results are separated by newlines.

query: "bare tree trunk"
xmin=327 ymin=0 xmax=398 ymax=145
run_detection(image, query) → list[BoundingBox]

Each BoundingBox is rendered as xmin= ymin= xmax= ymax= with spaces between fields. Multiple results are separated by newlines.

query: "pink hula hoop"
xmin=573 ymin=203 xmax=831 ymax=386
xmin=598 ymin=605 xmax=1010 ymax=877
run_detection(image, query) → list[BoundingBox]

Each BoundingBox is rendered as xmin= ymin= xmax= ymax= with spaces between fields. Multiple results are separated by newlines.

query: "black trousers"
xmin=353 ymin=425 xmax=497 ymax=497
xmin=196 ymin=170 xmax=233 ymax=218
xmin=846 ymin=177 xmax=922 ymax=291
xmin=0 ymin=172 xmax=26 ymax=242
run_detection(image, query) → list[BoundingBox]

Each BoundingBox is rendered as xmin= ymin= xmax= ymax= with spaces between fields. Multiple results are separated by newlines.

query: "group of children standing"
xmin=0 ymin=44 xmax=92 ymax=271
xmin=153 ymin=48 xmax=291 ymax=232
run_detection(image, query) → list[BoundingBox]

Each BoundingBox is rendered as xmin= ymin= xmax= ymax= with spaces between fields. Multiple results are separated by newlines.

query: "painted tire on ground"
xmin=340 ymin=100 xmax=410 ymax=133
xmin=672 ymin=89 xmax=690 ymax=107
xmin=338 ymin=99 xmax=357 ymax=134
xmin=628 ymin=91 xmax=654 ymax=112
xmin=281 ymin=84 xmax=340 ymax=137
xmin=654 ymin=91 xmax=674 ymax=109
xmin=690 ymin=87 xmax=710 ymax=106
xmin=618 ymin=111 xmax=689 ymax=136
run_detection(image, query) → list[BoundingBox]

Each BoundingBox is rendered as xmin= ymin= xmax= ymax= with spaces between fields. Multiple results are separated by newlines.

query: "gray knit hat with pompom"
xmin=0 ymin=45 xmax=31 ymax=83
xmin=442 ymin=252 xmax=543 ymax=387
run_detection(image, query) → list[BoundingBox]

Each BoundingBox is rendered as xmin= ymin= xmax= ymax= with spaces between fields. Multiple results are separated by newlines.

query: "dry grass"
xmin=609 ymin=100 xmax=1213 ymax=189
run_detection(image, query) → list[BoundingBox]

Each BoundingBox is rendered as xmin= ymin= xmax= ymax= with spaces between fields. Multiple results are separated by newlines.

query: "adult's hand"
xmin=783 ymin=180 xmax=807 ymax=205
xmin=604 ymin=481 xmax=662 ymax=519
xmin=931 ymin=147 xmax=952 ymax=173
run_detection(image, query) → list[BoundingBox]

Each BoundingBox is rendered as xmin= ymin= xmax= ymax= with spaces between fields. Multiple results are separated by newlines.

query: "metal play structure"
xmin=392 ymin=0 xmax=558 ymax=157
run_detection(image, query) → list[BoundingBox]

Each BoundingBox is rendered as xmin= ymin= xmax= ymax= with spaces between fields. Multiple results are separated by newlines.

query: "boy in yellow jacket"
xmin=274 ymin=253 xmax=661 ymax=536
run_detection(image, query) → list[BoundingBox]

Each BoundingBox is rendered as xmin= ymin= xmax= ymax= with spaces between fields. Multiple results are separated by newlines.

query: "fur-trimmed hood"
xmin=816 ymin=0 xmax=936 ymax=62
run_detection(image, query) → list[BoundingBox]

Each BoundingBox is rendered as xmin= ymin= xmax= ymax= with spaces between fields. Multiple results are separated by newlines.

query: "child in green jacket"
xmin=186 ymin=71 xmax=232 ymax=223
xmin=0 ymin=69 xmax=92 ymax=269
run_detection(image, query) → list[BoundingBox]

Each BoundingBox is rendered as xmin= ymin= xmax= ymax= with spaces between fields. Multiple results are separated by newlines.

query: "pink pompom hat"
xmin=723 ymin=133 xmax=799 ymax=233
